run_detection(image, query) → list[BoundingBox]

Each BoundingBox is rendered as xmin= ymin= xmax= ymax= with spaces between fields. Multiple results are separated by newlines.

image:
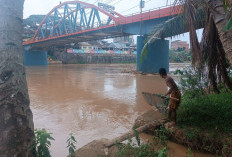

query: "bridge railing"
xmin=118 ymin=4 xmax=182 ymax=24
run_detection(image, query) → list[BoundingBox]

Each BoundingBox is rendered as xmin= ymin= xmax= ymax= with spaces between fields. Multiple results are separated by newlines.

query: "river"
xmin=26 ymin=63 xmax=214 ymax=157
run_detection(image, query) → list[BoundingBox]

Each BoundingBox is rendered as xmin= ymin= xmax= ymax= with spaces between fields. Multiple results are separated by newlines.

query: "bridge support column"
xmin=24 ymin=50 xmax=48 ymax=66
xmin=136 ymin=36 xmax=169 ymax=73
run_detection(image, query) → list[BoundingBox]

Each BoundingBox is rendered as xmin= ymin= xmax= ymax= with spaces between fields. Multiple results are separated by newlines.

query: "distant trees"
xmin=169 ymin=49 xmax=192 ymax=63
xmin=0 ymin=0 xmax=34 ymax=156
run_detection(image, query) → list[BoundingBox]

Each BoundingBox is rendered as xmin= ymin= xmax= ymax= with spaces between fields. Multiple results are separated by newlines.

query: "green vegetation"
xmin=187 ymin=148 xmax=192 ymax=157
xmin=116 ymin=66 xmax=232 ymax=156
xmin=31 ymin=129 xmax=77 ymax=157
xmin=31 ymin=129 xmax=55 ymax=157
xmin=23 ymin=15 xmax=46 ymax=27
xmin=115 ymin=125 xmax=170 ymax=157
xmin=175 ymin=69 xmax=231 ymax=132
xmin=153 ymin=125 xmax=170 ymax=146
xmin=169 ymin=49 xmax=192 ymax=63
xmin=133 ymin=126 xmax=141 ymax=146
xmin=171 ymin=68 xmax=232 ymax=155
xmin=115 ymin=137 xmax=169 ymax=157
xmin=223 ymin=0 xmax=232 ymax=31
xmin=175 ymin=68 xmax=232 ymax=133
xmin=116 ymin=139 xmax=160 ymax=157
xmin=178 ymin=91 xmax=232 ymax=132
xmin=67 ymin=133 xmax=77 ymax=157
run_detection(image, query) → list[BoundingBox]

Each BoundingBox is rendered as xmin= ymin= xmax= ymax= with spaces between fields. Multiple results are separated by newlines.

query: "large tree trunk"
xmin=207 ymin=0 xmax=232 ymax=66
xmin=0 ymin=0 xmax=34 ymax=156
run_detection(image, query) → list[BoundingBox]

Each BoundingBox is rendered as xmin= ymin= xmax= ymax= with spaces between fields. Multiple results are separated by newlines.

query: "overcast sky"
xmin=23 ymin=0 xmax=198 ymax=44
xmin=24 ymin=0 xmax=176 ymax=18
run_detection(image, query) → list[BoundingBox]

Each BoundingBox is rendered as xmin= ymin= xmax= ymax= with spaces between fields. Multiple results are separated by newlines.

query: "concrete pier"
xmin=136 ymin=36 xmax=169 ymax=73
xmin=24 ymin=50 xmax=48 ymax=66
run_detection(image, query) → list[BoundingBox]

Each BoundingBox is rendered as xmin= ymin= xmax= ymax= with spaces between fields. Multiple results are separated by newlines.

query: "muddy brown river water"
xmin=26 ymin=64 xmax=215 ymax=157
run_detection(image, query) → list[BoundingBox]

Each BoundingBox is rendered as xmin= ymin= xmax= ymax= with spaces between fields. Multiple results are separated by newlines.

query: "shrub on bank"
xmin=177 ymin=92 xmax=232 ymax=133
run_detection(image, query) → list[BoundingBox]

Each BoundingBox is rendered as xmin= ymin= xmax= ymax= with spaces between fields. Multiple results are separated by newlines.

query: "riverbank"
xmin=73 ymin=104 xmax=231 ymax=157
xmin=71 ymin=109 xmax=218 ymax=157
xmin=71 ymin=74 xmax=232 ymax=157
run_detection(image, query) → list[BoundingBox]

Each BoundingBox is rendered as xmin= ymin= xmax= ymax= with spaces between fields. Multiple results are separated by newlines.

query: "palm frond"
xmin=141 ymin=3 xmax=205 ymax=65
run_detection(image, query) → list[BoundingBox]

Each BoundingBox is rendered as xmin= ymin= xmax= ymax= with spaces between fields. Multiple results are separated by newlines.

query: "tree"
xmin=143 ymin=0 xmax=232 ymax=92
xmin=0 ymin=0 xmax=34 ymax=156
xmin=205 ymin=0 xmax=232 ymax=66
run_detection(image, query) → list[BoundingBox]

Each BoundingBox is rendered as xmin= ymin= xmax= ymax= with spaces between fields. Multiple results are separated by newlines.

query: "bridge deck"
xmin=23 ymin=5 xmax=181 ymax=49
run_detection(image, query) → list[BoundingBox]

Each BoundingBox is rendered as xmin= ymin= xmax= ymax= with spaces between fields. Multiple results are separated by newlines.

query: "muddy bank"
xmin=73 ymin=109 xmax=219 ymax=157
xmin=54 ymin=52 xmax=136 ymax=64
xmin=164 ymin=123 xmax=232 ymax=156
xmin=135 ymin=110 xmax=231 ymax=157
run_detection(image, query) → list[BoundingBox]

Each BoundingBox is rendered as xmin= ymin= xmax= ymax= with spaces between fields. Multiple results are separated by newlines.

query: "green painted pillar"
xmin=24 ymin=50 xmax=48 ymax=66
xmin=136 ymin=36 xmax=169 ymax=73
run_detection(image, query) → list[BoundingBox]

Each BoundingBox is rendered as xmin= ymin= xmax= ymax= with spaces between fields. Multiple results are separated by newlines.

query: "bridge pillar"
xmin=136 ymin=36 xmax=169 ymax=73
xmin=24 ymin=50 xmax=48 ymax=66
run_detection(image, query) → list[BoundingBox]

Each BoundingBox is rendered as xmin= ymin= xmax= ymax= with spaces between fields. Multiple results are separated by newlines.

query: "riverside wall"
xmin=54 ymin=52 xmax=136 ymax=64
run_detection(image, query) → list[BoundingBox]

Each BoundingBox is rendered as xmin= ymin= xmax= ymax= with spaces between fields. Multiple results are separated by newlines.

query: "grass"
xmin=177 ymin=91 xmax=232 ymax=133
xmin=114 ymin=125 xmax=170 ymax=157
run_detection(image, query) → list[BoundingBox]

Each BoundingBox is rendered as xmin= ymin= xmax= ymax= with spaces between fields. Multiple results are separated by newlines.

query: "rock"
xmin=133 ymin=109 xmax=163 ymax=134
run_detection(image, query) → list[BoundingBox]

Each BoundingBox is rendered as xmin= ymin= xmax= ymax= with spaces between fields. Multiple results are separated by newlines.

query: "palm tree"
xmin=206 ymin=0 xmax=232 ymax=65
xmin=0 ymin=0 xmax=34 ymax=156
xmin=143 ymin=0 xmax=232 ymax=92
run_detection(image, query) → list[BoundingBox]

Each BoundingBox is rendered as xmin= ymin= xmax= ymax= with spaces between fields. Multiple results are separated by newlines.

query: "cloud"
xmin=23 ymin=0 xmax=172 ymax=18
xmin=24 ymin=0 xmax=60 ymax=18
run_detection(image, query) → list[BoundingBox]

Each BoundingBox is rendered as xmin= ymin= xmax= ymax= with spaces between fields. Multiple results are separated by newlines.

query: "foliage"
xmin=177 ymin=91 xmax=232 ymax=132
xmin=187 ymin=148 xmax=192 ymax=157
xmin=23 ymin=15 xmax=46 ymax=26
xmin=222 ymin=0 xmax=232 ymax=31
xmin=174 ymin=67 xmax=208 ymax=96
xmin=175 ymin=66 xmax=232 ymax=133
xmin=115 ymin=125 xmax=171 ymax=157
xmin=157 ymin=148 xmax=168 ymax=157
xmin=184 ymin=127 xmax=200 ymax=141
xmin=145 ymin=0 xmax=232 ymax=92
xmin=132 ymin=126 xmax=141 ymax=146
xmin=223 ymin=17 xmax=232 ymax=31
xmin=116 ymin=141 xmax=168 ymax=157
xmin=169 ymin=49 xmax=192 ymax=63
xmin=31 ymin=129 xmax=55 ymax=157
xmin=153 ymin=125 xmax=170 ymax=147
xmin=66 ymin=133 xmax=77 ymax=157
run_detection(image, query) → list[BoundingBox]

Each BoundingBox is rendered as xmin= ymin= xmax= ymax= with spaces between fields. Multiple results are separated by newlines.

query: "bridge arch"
xmin=33 ymin=1 xmax=124 ymax=41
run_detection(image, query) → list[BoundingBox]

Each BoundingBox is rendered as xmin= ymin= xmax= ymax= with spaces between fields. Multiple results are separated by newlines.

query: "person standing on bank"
xmin=159 ymin=68 xmax=181 ymax=125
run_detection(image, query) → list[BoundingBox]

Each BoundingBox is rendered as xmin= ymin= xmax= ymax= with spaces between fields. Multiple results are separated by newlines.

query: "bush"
xmin=174 ymin=67 xmax=209 ymax=96
xmin=177 ymin=92 xmax=232 ymax=132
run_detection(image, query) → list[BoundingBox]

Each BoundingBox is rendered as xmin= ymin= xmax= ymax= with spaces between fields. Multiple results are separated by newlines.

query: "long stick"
xmin=143 ymin=92 xmax=180 ymax=101
xmin=169 ymin=97 xmax=179 ymax=101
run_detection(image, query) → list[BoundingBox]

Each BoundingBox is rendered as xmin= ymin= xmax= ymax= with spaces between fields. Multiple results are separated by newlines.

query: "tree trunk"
xmin=0 ymin=0 xmax=34 ymax=156
xmin=217 ymin=32 xmax=232 ymax=91
xmin=207 ymin=0 xmax=232 ymax=66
